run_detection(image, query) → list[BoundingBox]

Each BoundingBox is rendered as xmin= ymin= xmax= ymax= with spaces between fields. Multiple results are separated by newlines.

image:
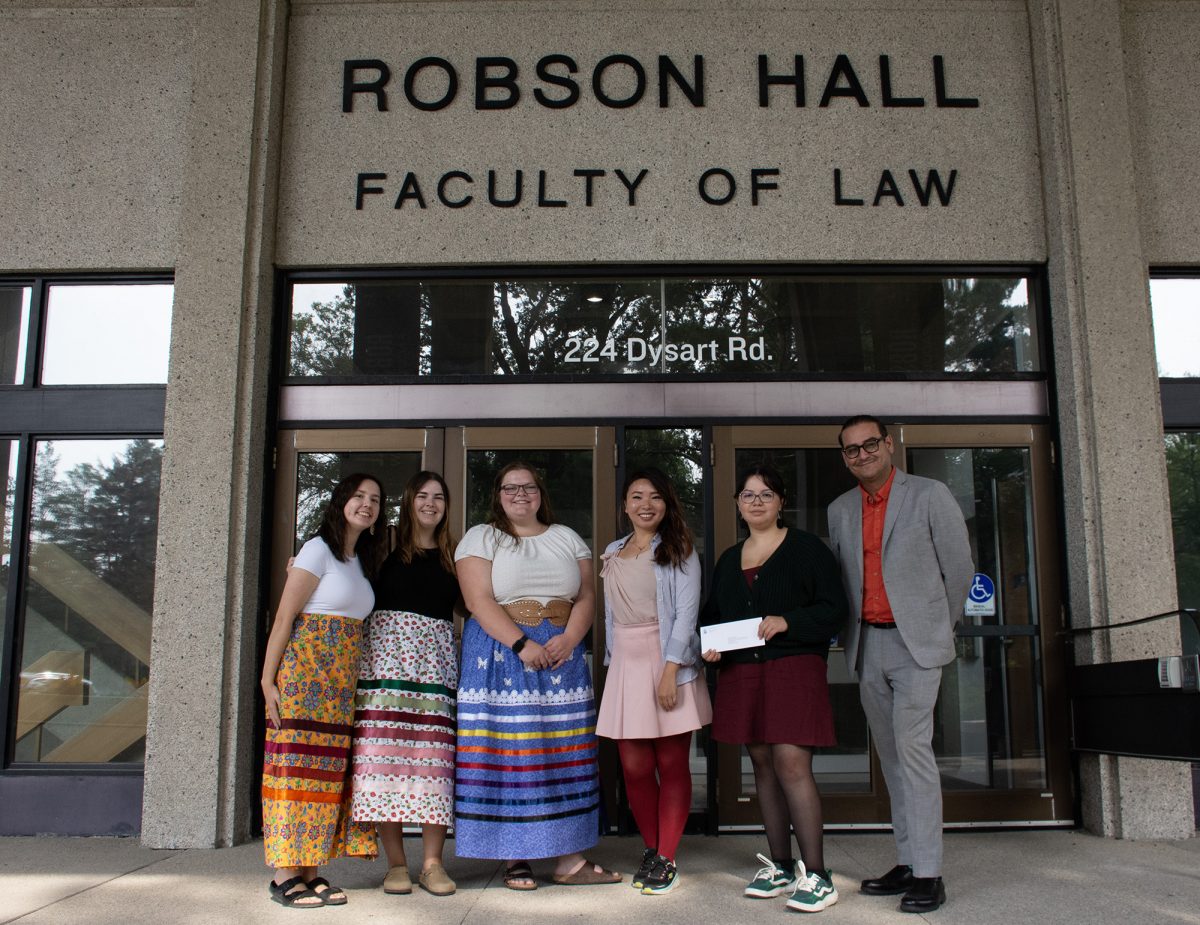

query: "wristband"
xmin=511 ymin=635 xmax=530 ymax=655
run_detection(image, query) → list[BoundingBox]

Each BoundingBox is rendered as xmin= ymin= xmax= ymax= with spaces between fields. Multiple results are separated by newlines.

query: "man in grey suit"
xmin=827 ymin=415 xmax=973 ymax=913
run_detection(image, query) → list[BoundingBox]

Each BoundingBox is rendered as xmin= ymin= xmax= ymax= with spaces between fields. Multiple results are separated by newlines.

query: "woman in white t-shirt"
xmin=454 ymin=461 xmax=621 ymax=890
xmin=260 ymin=473 xmax=389 ymax=908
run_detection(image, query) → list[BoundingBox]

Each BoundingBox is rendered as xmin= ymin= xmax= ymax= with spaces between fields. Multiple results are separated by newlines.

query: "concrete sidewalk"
xmin=1 ymin=830 xmax=1196 ymax=925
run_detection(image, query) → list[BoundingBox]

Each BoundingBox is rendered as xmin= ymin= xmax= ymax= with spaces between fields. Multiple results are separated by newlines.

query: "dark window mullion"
xmin=0 ymin=434 xmax=33 ymax=768
xmin=23 ymin=283 xmax=44 ymax=388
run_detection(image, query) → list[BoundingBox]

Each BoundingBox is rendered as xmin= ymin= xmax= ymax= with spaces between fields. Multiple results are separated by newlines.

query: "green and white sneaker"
xmin=786 ymin=865 xmax=838 ymax=912
xmin=744 ymin=854 xmax=797 ymax=898
xmin=641 ymin=856 xmax=678 ymax=895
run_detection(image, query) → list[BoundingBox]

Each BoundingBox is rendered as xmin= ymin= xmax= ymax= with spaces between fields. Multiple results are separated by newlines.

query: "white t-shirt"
xmin=455 ymin=523 xmax=591 ymax=604
xmin=293 ymin=536 xmax=375 ymax=620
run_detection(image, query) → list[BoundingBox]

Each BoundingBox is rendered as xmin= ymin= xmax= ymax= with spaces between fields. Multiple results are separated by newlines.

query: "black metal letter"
xmin=833 ymin=169 xmax=864 ymax=206
xmin=699 ymin=168 xmax=735 ymax=205
xmin=437 ymin=171 xmax=474 ymax=208
xmin=879 ymin=55 xmax=924 ymax=107
xmin=593 ymin=55 xmax=647 ymax=108
xmin=658 ymin=55 xmax=704 ymax=107
xmin=574 ymin=169 xmax=606 ymax=206
xmin=404 ymin=57 xmax=458 ymax=111
xmin=614 ymin=168 xmax=648 ymax=205
xmin=820 ymin=54 xmax=870 ymax=107
xmin=750 ymin=168 xmax=780 ymax=205
xmin=355 ymin=172 xmax=388 ymax=209
xmin=757 ymin=55 xmax=804 ymax=107
xmin=933 ymin=56 xmax=978 ymax=108
xmin=488 ymin=170 xmax=523 ymax=207
xmin=343 ymin=60 xmax=391 ymax=112
xmin=476 ymin=57 xmax=520 ymax=110
xmin=534 ymin=55 xmax=581 ymax=108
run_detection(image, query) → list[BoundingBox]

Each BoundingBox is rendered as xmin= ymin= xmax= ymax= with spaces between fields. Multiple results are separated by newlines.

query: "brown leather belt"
xmin=502 ymin=598 xmax=572 ymax=627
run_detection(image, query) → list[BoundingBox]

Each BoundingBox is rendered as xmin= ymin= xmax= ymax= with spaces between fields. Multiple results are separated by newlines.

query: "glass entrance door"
xmin=711 ymin=424 xmax=1070 ymax=827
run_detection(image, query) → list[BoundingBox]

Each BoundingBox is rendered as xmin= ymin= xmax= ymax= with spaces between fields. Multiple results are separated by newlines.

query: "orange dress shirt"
xmin=860 ymin=466 xmax=897 ymax=625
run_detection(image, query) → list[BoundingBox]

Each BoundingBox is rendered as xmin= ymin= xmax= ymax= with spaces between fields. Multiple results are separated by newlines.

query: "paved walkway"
xmin=1 ymin=830 xmax=1196 ymax=925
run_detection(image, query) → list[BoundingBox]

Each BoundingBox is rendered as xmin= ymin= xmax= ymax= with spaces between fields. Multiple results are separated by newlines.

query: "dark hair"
xmin=622 ymin=466 xmax=694 ymax=568
xmin=736 ymin=462 xmax=787 ymax=529
xmin=316 ymin=472 xmax=388 ymax=579
xmin=838 ymin=414 xmax=889 ymax=447
xmin=395 ymin=470 xmax=456 ymax=574
xmin=488 ymin=460 xmax=554 ymax=541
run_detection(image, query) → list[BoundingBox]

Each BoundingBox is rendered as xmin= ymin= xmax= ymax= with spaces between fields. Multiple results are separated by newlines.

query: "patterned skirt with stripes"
xmin=350 ymin=610 xmax=457 ymax=825
xmin=262 ymin=612 xmax=377 ymax=868
xmin=454 ymin=617 xmax=600 ymax=860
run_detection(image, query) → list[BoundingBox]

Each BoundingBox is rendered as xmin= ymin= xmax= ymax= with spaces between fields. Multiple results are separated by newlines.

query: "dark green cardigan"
xmin=699 ymin=527 xmax=848 ymax=664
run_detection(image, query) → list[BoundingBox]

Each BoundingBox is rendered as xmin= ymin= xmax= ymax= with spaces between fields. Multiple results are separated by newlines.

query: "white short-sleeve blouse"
xmin=455 ymin=523 xmax=591 ymax=604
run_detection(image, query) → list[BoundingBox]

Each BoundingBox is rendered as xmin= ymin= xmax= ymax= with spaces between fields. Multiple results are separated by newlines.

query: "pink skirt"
xmin=596 ymin=622 xmax=712 ymax=739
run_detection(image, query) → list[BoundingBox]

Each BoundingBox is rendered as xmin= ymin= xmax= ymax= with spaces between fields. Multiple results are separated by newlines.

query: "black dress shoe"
xmin=860 ymin=864 xmax=914 ymax=895
xmin=900 ymin=877 xmax=946 ymax=913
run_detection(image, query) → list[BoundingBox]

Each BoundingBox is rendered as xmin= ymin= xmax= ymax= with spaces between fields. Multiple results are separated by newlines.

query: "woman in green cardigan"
xmin=700 ymin=463 xmax=847 ymax=913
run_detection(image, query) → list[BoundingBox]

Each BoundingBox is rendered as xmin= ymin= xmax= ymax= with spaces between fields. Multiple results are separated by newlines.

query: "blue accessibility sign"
xmin=964 ymin=573 xmax=996 ymax=616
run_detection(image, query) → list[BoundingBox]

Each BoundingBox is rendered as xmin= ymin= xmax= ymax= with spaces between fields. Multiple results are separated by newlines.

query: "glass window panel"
xmin=907 ymin=446 xmax=1046 ymax=790
xmin=294 ymin=451 xmax=422 ymax=552
xmin=0 ymin=286 xmax=31 ymax=384
xmin=1150 ymin=279 xmax=1200 ymax=378
xmin=287 ymin=275 xmax=1039 ymax=380
xmin=40 ymin=284 xmax=173 ymax=385
xmin=1 ymin=441 xmax=16 ymax=700
xmin=908 ymin=447 xmax=1038 ymax=628
xmin=936 ymin=636 xmax=1046 ymax=790
xmin=464 ymin=449 xmax=593 ymax=546
xmin=15 ymin=439 xmax=162 ymax=764
xmin=1165 ymin=434 xmax=1200 ymax=657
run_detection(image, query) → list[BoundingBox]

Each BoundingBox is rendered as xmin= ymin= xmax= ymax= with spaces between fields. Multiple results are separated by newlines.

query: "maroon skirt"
xmin=711 ymin=654 xmax=836 ymax=746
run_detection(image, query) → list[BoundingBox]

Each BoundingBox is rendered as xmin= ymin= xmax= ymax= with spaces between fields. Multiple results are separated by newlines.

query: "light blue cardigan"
xmin=601 ymin=533 xmax=703 ymax=686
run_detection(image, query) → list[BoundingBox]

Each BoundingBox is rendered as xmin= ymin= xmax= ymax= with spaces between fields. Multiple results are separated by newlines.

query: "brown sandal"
xmin=551 ymin=860 xmax=623 ymax=886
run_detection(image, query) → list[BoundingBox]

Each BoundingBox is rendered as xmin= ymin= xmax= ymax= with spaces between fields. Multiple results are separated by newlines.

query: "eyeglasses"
xmin=500 ymin=483 xmax=540 ymax=497
xmin=841 ymin=437 xmax=884 ymax=459
xmin=737 ymin=490 xmax=776 ymax=505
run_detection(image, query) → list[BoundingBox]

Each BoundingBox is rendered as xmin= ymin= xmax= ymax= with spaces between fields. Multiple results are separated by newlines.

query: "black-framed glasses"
xmin=841 ymin=437 xmax=884 ymax=459
xmin=737 ymin=490 xmax=776 ymax=505
xmin=500 ymin=483 xmax=540 ymax=497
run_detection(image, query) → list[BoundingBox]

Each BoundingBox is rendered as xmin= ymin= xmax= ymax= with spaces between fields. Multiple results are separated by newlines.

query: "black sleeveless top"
xmin=372 ymin=547 xmax=459 ymax=621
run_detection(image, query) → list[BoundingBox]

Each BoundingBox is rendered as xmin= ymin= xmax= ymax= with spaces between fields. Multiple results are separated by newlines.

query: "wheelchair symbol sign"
xmin=964 ymin=573 xmax=996 ymax=616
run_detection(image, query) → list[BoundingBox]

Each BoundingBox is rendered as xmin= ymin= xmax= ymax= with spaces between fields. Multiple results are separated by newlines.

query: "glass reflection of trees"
xmin=288 ymin=275 xmax=1036 ymax=379
xmin=18 ymin=439 xmax=163 ymax=763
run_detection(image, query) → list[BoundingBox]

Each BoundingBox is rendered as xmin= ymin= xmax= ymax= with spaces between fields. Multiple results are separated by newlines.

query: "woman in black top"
xmin=700 ymin=464 xmax=847 ymax=912
xmin=349 ymin=470 xmax=461 ymax=898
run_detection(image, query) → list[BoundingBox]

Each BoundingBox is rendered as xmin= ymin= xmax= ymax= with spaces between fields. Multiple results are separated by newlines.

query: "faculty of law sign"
xmin=343 ymin=52 xmax=975 ymax=212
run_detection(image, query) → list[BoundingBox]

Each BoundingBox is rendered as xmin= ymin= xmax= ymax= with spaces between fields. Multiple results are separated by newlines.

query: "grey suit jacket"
xmin=828 ymin=467 xmax=974 ymax=676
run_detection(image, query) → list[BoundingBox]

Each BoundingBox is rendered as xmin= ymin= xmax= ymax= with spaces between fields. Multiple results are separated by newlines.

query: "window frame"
xmin=0 ymin=274 xmax=171 ymax=835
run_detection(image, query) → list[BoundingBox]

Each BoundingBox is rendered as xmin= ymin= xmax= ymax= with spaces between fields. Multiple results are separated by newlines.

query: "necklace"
xmin=627 ymin=538 xmax=651 ymax=558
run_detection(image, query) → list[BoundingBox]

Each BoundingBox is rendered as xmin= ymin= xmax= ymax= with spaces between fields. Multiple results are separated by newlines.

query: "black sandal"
xmin=269 ymin=875 xmax=323 ymax=908
xmin=307 ymin=877 xmax=347 ymax=905
xmin=504 ymin=862 xmax=538 ymax=891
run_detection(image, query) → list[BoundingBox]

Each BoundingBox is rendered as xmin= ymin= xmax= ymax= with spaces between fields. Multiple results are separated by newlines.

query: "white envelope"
xmin=701 ymin=617 xmax=765 ymax=653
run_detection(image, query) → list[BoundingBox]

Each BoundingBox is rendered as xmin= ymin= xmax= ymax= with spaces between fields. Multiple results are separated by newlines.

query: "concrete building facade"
xmin=0 ymin=0 xmax=1195 ymax=845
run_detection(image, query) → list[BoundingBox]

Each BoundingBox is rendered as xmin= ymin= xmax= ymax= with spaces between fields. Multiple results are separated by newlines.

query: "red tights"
xmin=617 ymin=732 xmax=693 ymax=862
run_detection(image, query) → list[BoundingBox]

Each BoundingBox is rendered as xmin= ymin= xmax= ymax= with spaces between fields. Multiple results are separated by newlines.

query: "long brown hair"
xmin=395 ymin=470 xmax=456 ymax=573
xmin=623 ymin=466 xmax=694 ymax=569
xmin=315 ymin=472 xmax=389 ymax=579
xmin=488 ymin=460 xmax=555 ymax=542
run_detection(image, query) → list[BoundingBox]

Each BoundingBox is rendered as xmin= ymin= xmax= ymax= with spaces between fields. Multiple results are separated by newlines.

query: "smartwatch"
xmin=511 ymin=635 xmax=530 ymax=655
